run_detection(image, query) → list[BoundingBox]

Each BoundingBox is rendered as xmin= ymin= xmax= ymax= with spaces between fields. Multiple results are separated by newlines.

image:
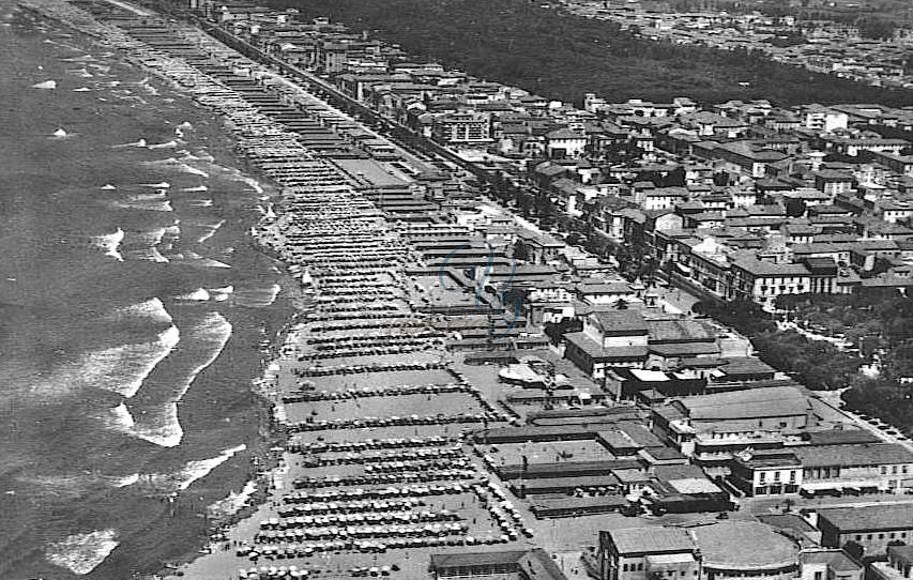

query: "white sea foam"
xmin=32 ymin=79 xmax=57 ymax=89
xmin=125 ymin=227 xmax=170 ymax=262
xmin=145 ymin=157 xmax=210 ymax=178
xmin=196 ymin=219 xmax=225 ymax=244
xmin=186 ymin=199 xmax=213 ymax=207
xmin=179 ymin=250 xmax=231 ymax=269
xmin=101 ymin=402 xmax=136 ymax=434
xmin=111 ymin=473 xmax=139 ymax=488
xmin=138 ymin=181 xmax=169 ymax=188
xmin=176 ymin=288 xmax=211 ymax=302
xmin=140 ymin=444 xmax=246 ymax=493
xmin=113 ymin=138 xmax=146 ymax=148
xmin=181 ymin=185 xmax=208 ymax=193
xmin=235 ymin=284 xmax=281 ymax=308
xmin=100 ymin=184 xmax=116 ymax=190
xmin=210 ymin=285 xmax=233 ymax=302
xmin=243 ymin=177 xmax=264 ymax=194
xmin=137 ymin=77 xmax=159 ymax=96
xmin=181 ymin=164 xmax=209 ymax=178
xmin=72 ymin=87 xmax=92 ymax=92
xmin=51 ymin=127 xmax=69 ymax=139
xmin=109 ymin=298 xmax=173 ymax=325
xmin=134 ymin=313 xmax=232 ymax=447
xmin=208 ymin=480 xmax=257 ymax=518
xmin=91 ymin=228 xmax=124 ymax=261
xmin=147 ymin=139 xmax=180 ymax=150
xmin=197 ymin=258 xmax=231 ymax=269
xmin=46 ymin=530 xmax=118 ymax=576
xmin=95 ymin=325 xmax=180 ymax=398
xmin=112 ymin=193 xmax=172 ymax=213
xmin=66 ymin=67 xmax=92 ymax=78
xmin=172 ymin=444 xmax=246 ymax=491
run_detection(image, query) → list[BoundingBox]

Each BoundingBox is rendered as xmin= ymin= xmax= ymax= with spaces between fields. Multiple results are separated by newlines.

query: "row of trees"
xmin=771 ymin=292 xmax=913 ymax=431
xmin=692 ymin=299 xmax=863 ymax=390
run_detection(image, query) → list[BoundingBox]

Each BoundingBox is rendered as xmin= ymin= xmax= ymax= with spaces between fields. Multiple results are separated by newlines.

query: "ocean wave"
xmin=32 ymin=79 xmax=57 ymax=89
xmin=108 ymin=297 xmax=173 ymax=325
xmin=175 ymin=288 xmax=211 ymax=301
xmin=111 ymin=473 xmax=139 ymax=488
xmin=174 ymin=121 xmax=193 ymax=138
xmin=210 ymin=285 xmax=233 ymax=302
xmin=147 ymin=139 xmax=180 ymax=150
xmin=144 ymin=157 xmax=209 ymax=179
xmin=72 ymin=87 xmax=92 ymax=92
xmin=28 ymin=321 xmax=179 ymax=400
xmin=91 ymin=228 xmax=124 ymax=261
xmin=197 ymin=258 xmax=231 ymax=269
xmin=208 ymin=480 xmax=257 ymax=519
xmin=181 ymin=185 xmax=208 ymax=193
xmin=95 ymin=324 xmax=180 ymax=398
xmin=112 ymin=193 xmax=173 ymax=213
xmin=124 ymin=227 xmax=170 ymax=262
xmin=196 ymin=219 xmax=225 ymax=244
xmin=46 ymin=529 xmax=118 ymax=576
xmin=134 ymin=313 xmax=232 ymax=447
xmin=144 ymin=444 xmax=247 ymax=492
xmin=113 ymin=138 xmax=146 ymax=148
xmin=100 ymin=402 xmax=136 ymax=434
xmin=49 ymin=127 xmax=70 ymax=139
xmin=137 ymin=77 xmax=159 ymax=96
xmin=177 ymin=250 xmax=232 ymax=269
xmin=234 ymin=284 xmax=281 ymax=308
xmin=186 ymin=198 xmax=213 ymax=207
xmin=183 ymin=149 xmax=213 ymax=163
xmin=66 ymin=67 xmax=92 ymax=78
xmin=241 ymin=176 xmax=264 ymax=195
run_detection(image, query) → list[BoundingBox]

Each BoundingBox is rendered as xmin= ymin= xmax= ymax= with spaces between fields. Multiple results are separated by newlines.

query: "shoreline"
xmin=7 ymin=2 xmax=304 ymax=578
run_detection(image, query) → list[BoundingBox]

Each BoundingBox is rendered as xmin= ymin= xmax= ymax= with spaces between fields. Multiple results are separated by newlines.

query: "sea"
xmin=0 ymin=4 xmax=293 ymax=578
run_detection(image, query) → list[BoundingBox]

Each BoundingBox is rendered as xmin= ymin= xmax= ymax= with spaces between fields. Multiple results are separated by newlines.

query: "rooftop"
xmin=793 ymin=443 xmax=913 ymax=468
xmin=675 ymin=386 xmax=809 ymax=421
xmin=691 ymin=521 xmax=799 ymax=571
xmin=605 ymin=527 xmax=695 ymax=556
xmin=817 ymin=504 xmax=913 ymax=531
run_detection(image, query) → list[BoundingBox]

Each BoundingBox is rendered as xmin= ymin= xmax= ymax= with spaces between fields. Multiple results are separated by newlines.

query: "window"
xmin=882 ymin=466 xmax=888 ymax=475
xmin=774 ymin=471 xmax=781 ymax=482
xmin=855 ymin=535 xmax=862 ymax=541
xmin=623 ymin=564 xmax=629 ymax=572
xmin=893 ymin=466 xmax=899 ymax=475
xmin=638 ymin=563 xmax=644 ymax=571
xmin=814 ymin=572 xmax=823 ymax=580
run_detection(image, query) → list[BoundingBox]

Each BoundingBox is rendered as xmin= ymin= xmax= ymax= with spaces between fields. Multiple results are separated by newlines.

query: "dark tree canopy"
xmin=262 ymin=0 xmax=913 ymax=107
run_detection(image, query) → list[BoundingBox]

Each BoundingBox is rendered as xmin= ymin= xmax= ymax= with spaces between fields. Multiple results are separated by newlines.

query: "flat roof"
xmin=606 ymin=527 xmax=695 ymax=556
xmin=430 ymin=550 xmax=527 ymax=569
xmin=793 ymin=443 xmax=913 ymax=468
xmin=677 ymin=386 xmax=809 ymax=421
xmin=818 ymin=504 xmax=913 ymax=531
